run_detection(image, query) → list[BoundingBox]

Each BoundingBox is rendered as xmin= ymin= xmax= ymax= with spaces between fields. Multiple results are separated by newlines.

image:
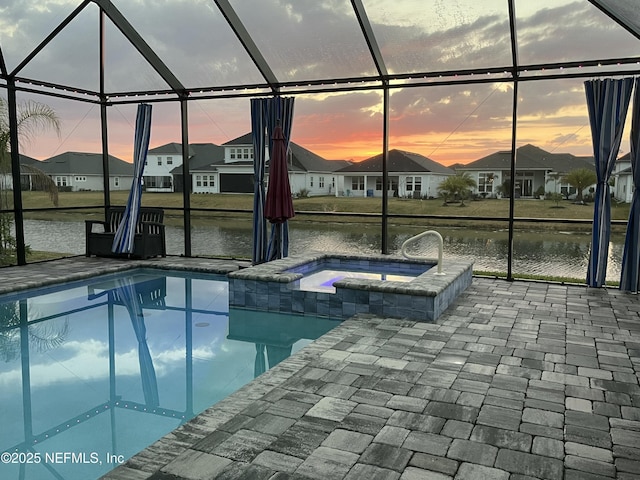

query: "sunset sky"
xmin=1 ymin=0 xmax=639 ymax=166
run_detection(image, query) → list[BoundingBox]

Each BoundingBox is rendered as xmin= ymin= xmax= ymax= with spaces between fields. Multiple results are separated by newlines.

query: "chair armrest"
xmin=86 ymin=220 xmax=108 ymax=234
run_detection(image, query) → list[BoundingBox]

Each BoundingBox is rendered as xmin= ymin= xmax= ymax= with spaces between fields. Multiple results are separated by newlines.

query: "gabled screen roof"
xmin=0 ymin=0 xmax=639 ymax=100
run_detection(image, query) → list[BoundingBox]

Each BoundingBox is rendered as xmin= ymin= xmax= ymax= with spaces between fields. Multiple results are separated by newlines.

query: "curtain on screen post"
xmin=251 ymin=98 xmax=269 ymax=265
xmin=112 ymin=104 xmax=153 ymax=254
xmin=620 ymin=78 xmax=640 ymax=292
xmin=584 ymin=78 xmax=633 ymax=287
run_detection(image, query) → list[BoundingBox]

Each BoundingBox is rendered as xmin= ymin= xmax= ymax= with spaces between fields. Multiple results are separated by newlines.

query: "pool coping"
xmin=0 ymin=256 xmax=243 ymax=297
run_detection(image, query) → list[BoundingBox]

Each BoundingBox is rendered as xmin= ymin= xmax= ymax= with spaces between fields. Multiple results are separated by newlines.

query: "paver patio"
xmin=0 ymin=257 xmax=638 ymax=479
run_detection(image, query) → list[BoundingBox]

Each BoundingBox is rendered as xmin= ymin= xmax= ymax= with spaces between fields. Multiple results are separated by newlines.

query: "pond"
xmin=17 ymin=219 xmax=624 ymax=282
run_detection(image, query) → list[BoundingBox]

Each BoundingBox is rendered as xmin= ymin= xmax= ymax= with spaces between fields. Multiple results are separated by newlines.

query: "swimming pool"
xmin=0 ymin=268 xmax=340 ymax=480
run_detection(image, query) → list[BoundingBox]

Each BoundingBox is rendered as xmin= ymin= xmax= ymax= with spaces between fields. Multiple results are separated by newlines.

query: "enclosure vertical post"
xmin=19 ymin=300 xmax=33 ymax=440
xmin=7 ymin=79 xmax=27 ymax=265
xmin=180 ymin=96 xmax=192 ymax=257
xmin=99 ymin=9 xmax=111 ymax=212
xmin=381 ymin=84 xmax=390 ymax=254
xmin=507 ymin=0 xmax=519 ymax=282
xmin=185 ymin=277 xmax=194 ymax=417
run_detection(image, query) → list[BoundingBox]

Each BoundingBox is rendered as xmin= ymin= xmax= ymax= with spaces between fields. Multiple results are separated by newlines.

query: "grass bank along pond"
xmin=18 ymin=192 xmax=630 ymax=282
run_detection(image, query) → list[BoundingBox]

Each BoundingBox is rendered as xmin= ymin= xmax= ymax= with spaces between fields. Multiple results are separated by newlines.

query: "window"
xmin=114 ymin=177 xmax=119 ymax=187
xmin=74 ymin=176 xmax=86 ymax=182
xmin=55 ymin=176 xmax=67 ymax=187
xmin=310 ymin=176 xmax=314 ymax=187
xmin=332 ymin=177 xmax=335 ymax=188
xmin=209 ymin=175 xmax=215 ymax=187
xmin=243 ymin=148 xmax=250 ymax=159
xmin=478 ymin=173 xmax=494 ymax=194
xmin=351 ymin=177 xmax=364 ymax=190
xmin=144 ymin=176 xmax=172 ymax=188
xmin=230 ymin=148 xmax=236 ymax=160
xmin=157 ymin=157 xmax=162 ymax=166
xmin=319 ymin=177 xmax=325 ymax=188
xmin=414 ymin=177 xmax=422 ymax=192
xmin=406 ymin=177 xmax=414 ymax=191
xmin=375 ymin=177 xmax=383 ymax=190
xmin=196 ymin=175 xmax=202 ymax=187
xmin=167 ymin=157 xmax=173 ymax=165
xmin=203 ymin=176 xmax=209 ymax=187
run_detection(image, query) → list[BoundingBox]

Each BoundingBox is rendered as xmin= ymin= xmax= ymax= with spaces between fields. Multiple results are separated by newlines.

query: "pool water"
xmin=298 ymin=269 xmax=417 ymax=293
xmin=0 ymin=269 xmax=340 ymax=480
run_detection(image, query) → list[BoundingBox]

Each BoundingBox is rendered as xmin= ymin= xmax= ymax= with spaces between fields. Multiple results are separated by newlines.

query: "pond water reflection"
xmin=19 ymin=219 xmax=624 ymax=281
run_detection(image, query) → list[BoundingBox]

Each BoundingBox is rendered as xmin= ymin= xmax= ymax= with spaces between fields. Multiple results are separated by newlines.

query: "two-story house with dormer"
xmin=143 ymin=143 xmax=184 ymax=192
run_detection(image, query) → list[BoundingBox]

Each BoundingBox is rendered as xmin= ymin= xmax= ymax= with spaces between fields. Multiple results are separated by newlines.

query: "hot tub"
xmin=228 ymin=253 xmax=473 ymax=322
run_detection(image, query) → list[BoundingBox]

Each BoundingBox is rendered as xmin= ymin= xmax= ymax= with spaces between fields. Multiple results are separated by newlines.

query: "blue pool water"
xmin=290 ymin=259 xmax=431 ymax=293
xmin=0 ymin=269 xmax=340 ymax=480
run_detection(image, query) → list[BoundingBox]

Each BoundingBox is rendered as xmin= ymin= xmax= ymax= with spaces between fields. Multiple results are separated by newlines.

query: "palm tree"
xmin=562 ymin=168 xmax=597 ymax=204
xmin=0 ymin=98 xmax=61 ymax=264
xmin=438 ymin=172 xmax=477 ymax=206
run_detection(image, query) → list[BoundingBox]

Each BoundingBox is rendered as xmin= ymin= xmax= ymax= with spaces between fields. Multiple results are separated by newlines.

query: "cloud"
xmin=2 ymin=1 xmax=636 ymax=164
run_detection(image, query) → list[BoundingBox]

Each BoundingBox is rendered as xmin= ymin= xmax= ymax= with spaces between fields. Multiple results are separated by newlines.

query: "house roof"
xmin=223 ymin=133 xmax=253 ymax=146
xmin=39 ymin=152 xmax=133 ymax=175
xmin=337 ymin=149 xmax=455 ymax=175
xmin=458 ymin=144 xmax=595 ymax=172
xmin=169 ymin=143 xmax=225 ymax=173
xmin=19 ymin=154 xmax=42 ymax=166
xmin=148 ymin=142 xmax=194 ymax=156
xmin=289 ymin=143 xmax=350 ymax=173
xmin=221 ymin=133 xmax=349 ymax=174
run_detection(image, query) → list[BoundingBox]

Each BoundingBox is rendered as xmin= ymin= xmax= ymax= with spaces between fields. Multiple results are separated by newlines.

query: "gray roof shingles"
xmin=39 ymin=152 xmax=133 ymax=175
xmin=458 ymin=144 xmax=595 ymax=172
xmin=337 ymin=149 xmax=454 ymax=174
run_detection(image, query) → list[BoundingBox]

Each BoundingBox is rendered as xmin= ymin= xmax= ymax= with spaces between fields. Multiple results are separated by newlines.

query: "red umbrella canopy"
xmin=264 ymin=125 xmax=295 ymax=224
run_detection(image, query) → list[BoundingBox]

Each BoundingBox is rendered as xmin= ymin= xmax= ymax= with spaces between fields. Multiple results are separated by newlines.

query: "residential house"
xmin=612 ymin=153 xmax=634 ymax=203
xmin=39 ymin=152 xmax=133 ymax=191
xmin=456 ymin=144 xmax=595 ymax=199
xmin=162 ymin=134 xmax=349 ymax=196
xmin=219 ymin=133 xmax=350 ymax=196
xmin=171 ymin=143 xmax=225 ymax=194
xmin=144 ymin=143 xmax=184 ymax=192
xmin=335 ymin=149 xmax=455 ymax=198
xmin=0 ymin=154 xmax=46 ymax=191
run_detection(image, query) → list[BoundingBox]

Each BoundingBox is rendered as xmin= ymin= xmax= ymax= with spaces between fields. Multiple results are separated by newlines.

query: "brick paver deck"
xmin=1 ymin=257 xmax=638 ymax=479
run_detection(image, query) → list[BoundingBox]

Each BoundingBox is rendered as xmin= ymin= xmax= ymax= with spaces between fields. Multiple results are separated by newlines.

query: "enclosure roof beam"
xmin=351 ymin=0 xmax=388 ymax=81
xmin=11 ymin=1 xmax=92 ymax=78
xmin=213 ymin=0 xmax=279 ymax=92
xmin=589 ymin=0 xmax=640 ymax=41
xmin=92 ymin=0 xmax=186 ymax=94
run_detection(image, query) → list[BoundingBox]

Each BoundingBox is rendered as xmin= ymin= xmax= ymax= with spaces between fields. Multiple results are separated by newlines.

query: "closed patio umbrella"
xmin=265 ymin=124 xmax=295 ymax=260
xmin=620 ymin=78 xmax=640 ymax=292
xmin=585 ymin=78 xmax=633 ymax=287
xmin=112 ymin=104 xmax=153 ymax=254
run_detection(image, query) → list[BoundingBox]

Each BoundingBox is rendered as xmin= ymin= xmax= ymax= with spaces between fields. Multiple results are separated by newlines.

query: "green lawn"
xmin=19 ymin=191 xmax=630 ymax=228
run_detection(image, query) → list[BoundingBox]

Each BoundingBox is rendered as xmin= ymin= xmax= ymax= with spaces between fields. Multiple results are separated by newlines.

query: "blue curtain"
xmin=114 ymin=277 xmax=159 ymax=407
xmin=266 ymin=96 xmax=295 ymax=261
xmin=620 ymin=78 xmax=640 ymax=292
xmin=251 ymin=99 xmax=269 ymax=264
xmin=585 ymin=78 xmax=633 ymax=287
xmin=252 ymin=96 xmax=295 ymax=263
xmin=112 ymin=104 xmax=153 ymax=254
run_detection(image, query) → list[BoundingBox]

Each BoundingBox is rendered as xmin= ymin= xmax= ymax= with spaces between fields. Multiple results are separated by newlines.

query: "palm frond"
xmin=21 ymin=164 xmax=59 ymax=206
